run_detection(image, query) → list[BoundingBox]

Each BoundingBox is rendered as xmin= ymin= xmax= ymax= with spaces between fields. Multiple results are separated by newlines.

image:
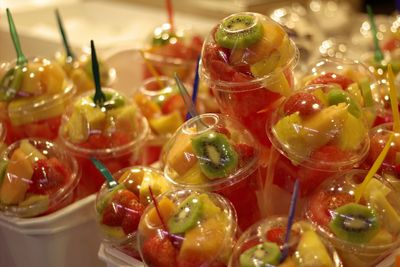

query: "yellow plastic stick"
xmin=355 ymin=133 xmax=394 ymax=202
xmin=140 ymin=50 xmax=164 ymax=88
xmin=388 ymin=64 xmax=400 ymax=133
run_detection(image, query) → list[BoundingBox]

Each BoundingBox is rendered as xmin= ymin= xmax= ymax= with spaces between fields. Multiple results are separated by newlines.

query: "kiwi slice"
xmin=168 ymin=195 xmax=203 ymax=234
xmin=329 ymin=203 xmax=380 ymax=243
xmin=326 ymin=88 xmax=361 ymax=118
xmin=215 ymin=14 xmax=264 ymax=49
xmin=239 ymin=242 xmax=281 ymax=267
xmin=191 ymin=132 xmax=239 ymax=179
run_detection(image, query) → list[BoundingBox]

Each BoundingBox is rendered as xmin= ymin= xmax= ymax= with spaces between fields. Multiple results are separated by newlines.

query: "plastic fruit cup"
xmin=0 ymin=57 xmax=76 ymax=145
xmin=137 ymin=189 xmax=238 ymax=267
xmin=265 ymin=84 xmax=370 ymax=213
xmin=59 ymin=88 xmax=149 ymax=198
xmin=54 ymin=50 xmax=116 ymax=94
xmin=142 ymin=23 xmax=203 ymax=83
xmin=134 ymin=76 xmax=187 ymax=165
xmin=229 ymin=216 xmax=343 ymax=267
xmin=305 ymin=169 xmax=400 ymax=267
xmin=162 ymin=113 xmax=263 ymax=230
xmin=200 ymin=12 xmax=298 ymax=148
xmin=303 ymin=57 xmax=379 ymax=127
xmin=0 ymin=138 xmax=80 ymax=217
xmin=366 ymin=122 xmax=400 ymax=189
xmin=0 ymin=121 xmax=6 ymax=153
xmin=96 ymin=166 xmax=171 ymax=259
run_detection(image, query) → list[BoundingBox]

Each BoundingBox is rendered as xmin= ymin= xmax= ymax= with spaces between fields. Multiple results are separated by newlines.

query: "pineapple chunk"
xmin=295 ymin=230 xmax=334 ymax=267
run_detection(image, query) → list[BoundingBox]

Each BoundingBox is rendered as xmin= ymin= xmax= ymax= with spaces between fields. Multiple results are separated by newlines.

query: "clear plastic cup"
xmin=142 ymin=23 xmax=203 ymax=83
xmin=200 ymin=12 xmax=299 ymax=147
xmin=54 ymin=49 xmax=116 ymax=93
xmin=229 ymin=216 xmax=343 ymax=267
xmin=134 ymin=76 xmax=187 ymax=165
xmin=0 ymin=57 xmax=76 ymax=144
xmin=96 ymin=166 xmax=171 ymax=259
xmin=162 ymin=113 xmax=263 ymax=230
xmin=303 ymin=57 xmax=380 ymax=127
xmin=305 ymin=169 xmax=400 ymax=267
xmin=59 ymin=88 xmax=149 ymax=198
xmin=266 ymin=84 xmax=370 ymax=208
xmin=0 ymin=138 xmax=80 ymax=217
xmin=137 ymin=189 xmax=237 ymax=267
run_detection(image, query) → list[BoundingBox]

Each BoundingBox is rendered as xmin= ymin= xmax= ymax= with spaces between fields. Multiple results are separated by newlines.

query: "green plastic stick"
xmin=55 ymin=9 xmax=75 ymax=60
xmin=90 ymin=157 xmax=118 ymax=189
xmin=90 ymin=40 xmax=105 ymax=107
xmin=6 ymin=8 xmax=27 ymax=65
xmin=367 ymin=5 xmax=384 ymax=63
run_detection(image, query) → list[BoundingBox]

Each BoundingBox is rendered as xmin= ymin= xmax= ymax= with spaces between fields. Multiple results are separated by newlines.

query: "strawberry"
xmin=112 ymin=189 xmax=139 ymax=206
xmin=121 ymin=199 xmax=144 ymax=235
xmin=161 ymin=94 xmax=186 ymax=116
xmin=234 ymin=143 xmax=255 ymax=164
xmin=28 ymin=157 xmax=69 ymax=195
xmin=142 ymin=234 xmax=178 ymax=267
xmin=265 ymin=227 xmax=299 ymax=246
xmin=309 ymin=72 xmax=354 ymax=90
xmin=102 ymin=203 xmax=125 ymax=226
xmin=283 ymin=92 xmax=322 ymax=116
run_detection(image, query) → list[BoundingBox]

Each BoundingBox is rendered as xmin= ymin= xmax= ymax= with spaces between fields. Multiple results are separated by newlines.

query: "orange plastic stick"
xmin=166 ymin=0 xmax=174 ymax=32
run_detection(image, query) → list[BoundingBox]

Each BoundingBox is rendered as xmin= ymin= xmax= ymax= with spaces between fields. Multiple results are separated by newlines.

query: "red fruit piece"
xmin=142 ymin=234 xmax=178 ymax=267
xmin=310 ymin=145 xmax=351 ymax=165
xmin=266 ymin=227 xmax=299 ymax=246
xmin=283 ymin=92 xmax=322 ymax=116
xmin=28 ymin=157 xmax=69 ymax=195
xmin=308 ymin=191 xmax=353 ymax=226
xmin=161 ymin=94 xmax=186 ymax=115
xmin=309 ymin=72 xmax=354 ymax=90
xmin=121 ymin=199 xmax=144 ymax=235
xmin=102 ymin=190 xmax=139 ymax=227
xmin=113 ymin=189 xmax=139 ymax=205
xmin=214 ymin=125 xmax=231 ymax=138
xmin=382 ymin=37 xmax=400 ymax=52
xmin=234 ymin=143 xmax=255 ymax=165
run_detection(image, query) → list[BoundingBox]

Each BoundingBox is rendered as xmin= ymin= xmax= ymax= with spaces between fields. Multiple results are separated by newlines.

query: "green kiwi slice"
xmin=239 ymin=241 xmax=281 ymax=267
xmin=215 ymin=13 xmax=264 ymax=49
xmin=191 ymin=132 xmax=239 ymax=179
xmin=168 ymin=195 xmax=203 ymax=234
xmin=326 ymin=88 xmax=362 ymax=118
xmin=329 ymin=203 xmax=380 ymax=243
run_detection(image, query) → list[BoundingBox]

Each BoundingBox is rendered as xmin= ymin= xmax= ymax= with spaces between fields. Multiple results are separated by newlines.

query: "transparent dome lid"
xmin=96 ymin=166 xmax=171 ymax=245
xmin=0 ymin=138 xmax=79 ymax=218
xmin=162 ymin=113 xmax=259 ymax=190
xmin=229 ymin=217 xmax=342 ymax=267
xmin=267 ymin=84 xmax=370 ymax=171
xmin=200 ymin=12 xmax=298 ymax=87
xmin=306 ymin=169 xmax=400 ymax=253
xmin=59 ymin=88 xmax=149 ymax=158
xmin=137 ymin=189 xmax=237 ymax=267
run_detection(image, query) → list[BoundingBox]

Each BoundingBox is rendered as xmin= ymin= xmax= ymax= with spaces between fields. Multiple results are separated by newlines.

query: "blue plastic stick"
xmin=185 ymin=56 xmax=201 ymax=120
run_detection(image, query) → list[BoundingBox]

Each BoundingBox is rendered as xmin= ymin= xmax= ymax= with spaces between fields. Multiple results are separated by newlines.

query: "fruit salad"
xmin=96 ymin=166 xmax=171 ymax=258
xmin=59 ymin=88 xmax=149 ymax=197
xmin=200 ymin=12 xmax=298 ymax=147
xmin=55 ymin=50 xmax=114 ymax=93
xmin=163 ymin=113 xmax=262 ymax=230
xmin=142 ymin=23 xmax=203 ymax=82
xmin=138 ymin=190 xmax=237 ymax=267
xmin=0 ymin=139 xmax=79 ymax=217
xmin=0 ymin=57 xmax=75 ymax=144
xmin=306 ymin=170 xmax=400 ymax=267
xmin=134 ymin=76 xmax=187 ymax=165
xmin=302 ymin=57 xmax=378 ymax=127
xmin=267 ymin=84 xmax=370 ymax=197
xmin=229 ymin=217 xmax=342 ymax=267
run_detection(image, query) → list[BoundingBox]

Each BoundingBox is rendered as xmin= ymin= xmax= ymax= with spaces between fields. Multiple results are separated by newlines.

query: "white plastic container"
xmin=0 ymin=195 xmax=105 ymax=267
xmin=98 ymin=242 xmax=144 ymax=267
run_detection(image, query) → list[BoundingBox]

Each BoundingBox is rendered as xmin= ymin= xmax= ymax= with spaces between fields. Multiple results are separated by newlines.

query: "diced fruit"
xmin=101 ymin=225 xmax=125 ymax=240
xmin=0 ymin=149 xmax=34 ymax=205
xmin=141 ymin=197 xmax=177 ymax=232
xmin=347 ymin=83 xmax=364 ymax=106
xmin=71 ymin=68 xmax=94 ymax=92
xmin=41 ymin=62 xmax=65 ymax=94
xmin=107 ymin=105 xmax=137 ymax=133
xmin=176 ymin=163 xmax=208 ymax=185
xmin=118 ymin=169 xmax=143 ymax=193
xmin=80 ymin=105 xmax=106 ymax=130
xmin=368 ymin=229 xmax=394 ymax=245
xmin=279 ymin=257 xmax=297 ymax=267
xmin=18 ymin=194 xmax=49 ymax=208
xmin=0 ymin=160 xmax=8 ymax=186
xmin=250 ymin=50 xmax=281 ymax=77
xmin=198 ymin=194 xmax=221 ymax=218
xmin=166 ymin=134 xmax=197 ymax=176
xmin=326 ymin=89 xmax=361 ymax=118
xmin=234 ymin=143 xmax=255 ymax=165
xmin=168 ymin=195 xmax=203 ymax=234
xmin=295 ymin=230 xmax=334 ymax=267
xmin=19 ymin=140 xmax=47 ymax=163
xmin=179 ymin=215 xmax=227 ymax=264
xmin=134 ymin=93 xmax=161 ymax=119
xmin=309 ymin=72 xmax=353 ymax=90
xmin=359 ymin=78 xmax=374 ymax=107
xmin=368 ymin=190 xmax=400 ymax=236
xmin=239 ymin=241 xmax=281 ymax=267
xmin=312 ymin=88 xmax=329 ymax=107
xmin=21 ymin=62 xmax=43 ymax=95
xmin=139 ymin=172 xmax=170 ymax=206
xmin=161 ymin=94 xmax=185 ymax=115
xmin=265 ymin=71 xmax=291 ymax=96
xmin=335 ymin=113 xmax=367 ymax=151
xmin=149 ymin=111 xmax=184 ymax=135
xmin=283 ymin=92 xmax=322 ymax=116
xmin=142 ymin=234 xmax=178 ymax=267
xmin=121 ymin=199 xmax=144 ymax=235
xmin=64 ymin=110 xmax=89 ymax=143
xmin=96 ymin=183 xmax=126 ymax=213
